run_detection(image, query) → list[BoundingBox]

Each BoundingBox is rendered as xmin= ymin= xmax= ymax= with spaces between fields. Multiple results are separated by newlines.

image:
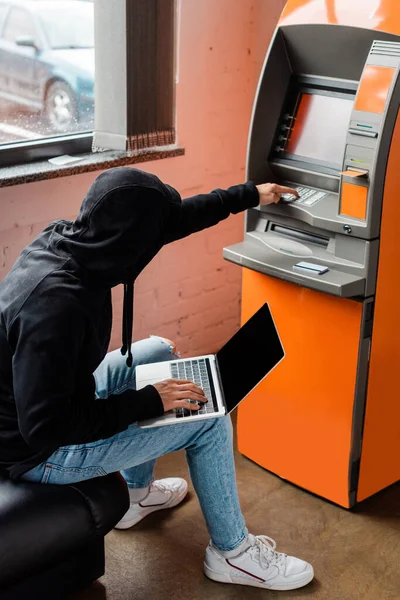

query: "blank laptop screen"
xmin=216 ymin=303 xmax=284 ymax=413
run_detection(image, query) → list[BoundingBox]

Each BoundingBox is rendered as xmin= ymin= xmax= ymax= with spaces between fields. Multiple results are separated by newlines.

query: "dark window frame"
xmin=0 ymin=0 xmax=177 ymax=168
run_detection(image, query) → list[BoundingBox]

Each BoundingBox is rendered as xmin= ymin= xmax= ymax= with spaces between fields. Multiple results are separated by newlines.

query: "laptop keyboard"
xmin=170 ymin=358 xmax=219 ymax=418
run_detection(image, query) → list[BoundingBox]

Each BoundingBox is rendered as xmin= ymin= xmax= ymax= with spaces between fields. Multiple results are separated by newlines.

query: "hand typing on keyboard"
xmin=256 ymin=183 xmax=299 ymax=205
xmin=152 ymin=379 xmax=206 ymax=414
xmin=169 ymin=358 xmax=218 ymax=419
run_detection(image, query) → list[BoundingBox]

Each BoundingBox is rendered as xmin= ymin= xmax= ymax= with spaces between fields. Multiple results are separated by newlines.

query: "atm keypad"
xmin=281 ymin=187 xmax=328 ymax=206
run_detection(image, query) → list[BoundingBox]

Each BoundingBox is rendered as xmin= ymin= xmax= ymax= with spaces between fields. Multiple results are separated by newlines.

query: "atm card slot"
xmin=341 ymin=169 xmax=369 ymax=178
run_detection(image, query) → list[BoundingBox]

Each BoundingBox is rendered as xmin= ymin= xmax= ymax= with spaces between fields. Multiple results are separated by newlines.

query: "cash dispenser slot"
xmin=269 ymin=224 xmax=329 ymax=248
xmin=223 ymin=239 xmax=365 ymax=298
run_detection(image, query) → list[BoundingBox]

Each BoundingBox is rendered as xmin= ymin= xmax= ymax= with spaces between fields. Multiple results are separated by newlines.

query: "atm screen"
xmin=286 ymin=93 xmax=354 ymax=167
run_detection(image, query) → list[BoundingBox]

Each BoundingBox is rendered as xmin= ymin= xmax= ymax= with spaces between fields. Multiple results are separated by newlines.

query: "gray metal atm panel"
xmin=247 ymin=25 xmax=400 ymax=241
xmin=280 ymin=24 xmax=399 ymax=81
xmin=223 ymin=240 xmax=365 ymax=298
xmin=254 ymin=195 xmax=371 ymax=239
xmin=228 ymin=205 xmax=379 ymax=298
xmin=345 ymin=60 xmax=400 ymax=240
xmin=247 ymin=24 xmax=399 ymax=185
xmin=246 ymin=29 xmax=293 ymax=185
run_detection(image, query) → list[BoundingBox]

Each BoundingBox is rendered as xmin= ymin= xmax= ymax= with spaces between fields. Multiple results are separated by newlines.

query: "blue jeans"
xmin=21 ymin=336 xmax=248 ymax=552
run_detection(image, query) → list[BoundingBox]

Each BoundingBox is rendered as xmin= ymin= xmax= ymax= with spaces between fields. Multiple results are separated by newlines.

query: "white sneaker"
xmin=115 ymin=478 xmax=188 ymax=530
xmin=204 ymin=533 xmax=314 ymax=591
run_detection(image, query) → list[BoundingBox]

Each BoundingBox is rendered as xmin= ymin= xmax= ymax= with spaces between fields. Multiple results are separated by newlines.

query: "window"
xmin=0 ymin=0 xmax=95 ymax=161
xmin=0 ymin=0 xmax=177 ymax=168
xmin=3 ymin=7 xmax=37 ymax=41
xmin=38 ymin=6 xmax=94 ymax=50
xmin=0 ymin=5 xmax=8 ymax=31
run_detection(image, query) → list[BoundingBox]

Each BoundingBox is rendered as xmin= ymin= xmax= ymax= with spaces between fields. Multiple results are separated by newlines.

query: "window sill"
xmin=0 ymin=145 xmax=185 ymax=189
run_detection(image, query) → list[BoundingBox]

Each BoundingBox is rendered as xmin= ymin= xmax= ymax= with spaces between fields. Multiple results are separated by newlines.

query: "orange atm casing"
xmin=238 ymin=0 xmax=400 ymax=507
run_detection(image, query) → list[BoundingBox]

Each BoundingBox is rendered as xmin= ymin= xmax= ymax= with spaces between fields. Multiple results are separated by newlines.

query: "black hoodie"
xmin=0 ymin=167 xmax=259 ymax=479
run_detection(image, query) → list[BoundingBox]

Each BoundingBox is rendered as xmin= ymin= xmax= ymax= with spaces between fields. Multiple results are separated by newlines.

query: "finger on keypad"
xmin=275 ymin=185 xmax=300 ymax=197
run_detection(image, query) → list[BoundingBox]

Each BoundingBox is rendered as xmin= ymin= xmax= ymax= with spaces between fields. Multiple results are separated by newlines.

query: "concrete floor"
xmin=72 ymin=435 xmax=400 ymax=600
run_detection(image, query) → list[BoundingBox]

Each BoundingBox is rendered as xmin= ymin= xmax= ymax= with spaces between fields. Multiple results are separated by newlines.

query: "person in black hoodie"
xmin=0 ymin=167 xmax=313 ymax=591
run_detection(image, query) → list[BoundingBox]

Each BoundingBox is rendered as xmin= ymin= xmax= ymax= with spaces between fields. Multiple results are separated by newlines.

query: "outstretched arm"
xmin=164 ymin=182 xmax=298 ymax=244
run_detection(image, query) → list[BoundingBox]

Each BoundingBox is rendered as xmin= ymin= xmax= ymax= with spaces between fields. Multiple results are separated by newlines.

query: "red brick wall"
xmin=0 ymin=0 xmax=286 ymax=357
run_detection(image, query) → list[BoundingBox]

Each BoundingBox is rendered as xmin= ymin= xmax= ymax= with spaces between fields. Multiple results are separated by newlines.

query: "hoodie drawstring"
xmin=121 ymin=282 xmax=134 ymax=367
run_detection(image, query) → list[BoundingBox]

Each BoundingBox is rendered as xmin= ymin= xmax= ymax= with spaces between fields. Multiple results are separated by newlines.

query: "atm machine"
xmin=224 ymin=0 xmax=400 ymax=508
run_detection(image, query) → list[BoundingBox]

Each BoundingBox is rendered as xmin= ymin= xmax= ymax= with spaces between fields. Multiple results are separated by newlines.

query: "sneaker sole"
xmin=115 ymin=486 xmax=188 ymax=530
xmin=204 ymin=562 xmax=314 ymax=591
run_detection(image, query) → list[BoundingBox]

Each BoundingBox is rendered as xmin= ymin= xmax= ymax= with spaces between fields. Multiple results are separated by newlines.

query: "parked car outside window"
xmin=0 ymin=0 xmax=94 ymax=144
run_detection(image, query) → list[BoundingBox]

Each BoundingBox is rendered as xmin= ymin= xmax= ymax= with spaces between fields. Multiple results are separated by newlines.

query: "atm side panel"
xmin=238 ymin=268 xmax=363 ymax=508
xmin=357 ymin=108 xmax=400 ymax=502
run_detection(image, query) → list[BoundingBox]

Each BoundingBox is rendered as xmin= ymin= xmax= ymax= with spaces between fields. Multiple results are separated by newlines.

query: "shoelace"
xmin=151 ymin=481 xmax=167 ymax=494
xmin=250 ymin=536 xmax=287 ymax=570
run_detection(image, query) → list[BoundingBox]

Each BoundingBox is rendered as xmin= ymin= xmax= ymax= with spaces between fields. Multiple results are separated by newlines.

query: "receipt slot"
xmin=224 ymin=0 xmax=400 ymax=508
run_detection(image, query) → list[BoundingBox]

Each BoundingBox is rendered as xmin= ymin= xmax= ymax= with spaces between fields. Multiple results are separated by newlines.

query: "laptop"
xmin=137 ymin=303 xmax=284 ymax=428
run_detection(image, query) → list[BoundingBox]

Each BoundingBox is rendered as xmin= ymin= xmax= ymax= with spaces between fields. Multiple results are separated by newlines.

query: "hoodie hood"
xmin=56 ymin=167 xmax=181 ymax=286
xmin=53 ymin=167 xmax=182 ymax=366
